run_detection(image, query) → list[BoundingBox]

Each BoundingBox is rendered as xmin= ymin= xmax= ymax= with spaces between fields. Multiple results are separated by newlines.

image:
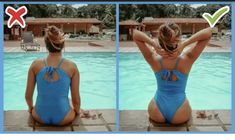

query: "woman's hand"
xmin=28 ymin=107 xmax=33 ymax=114
xmin=161 ymin=42 xmax=185 ymax=59
xmin=157 ymin=49 xmax=171 ymax=58
xmin=151 ymin=39 xmax=170 ymax=58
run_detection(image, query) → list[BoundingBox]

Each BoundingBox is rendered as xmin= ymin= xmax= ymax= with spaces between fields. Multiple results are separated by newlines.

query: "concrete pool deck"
xmin=119 ymin=110 xmax=231 ymax=132
xmin=119 ymin=39 xmax=231 ymax=53
xmin=4 ymin=109 xmax=231 ymax=132
xmin=4 ymin=38 xmax=116 ymax=53
xmin=4 ymin=38 xmax=231 ymax=53
xmin=4 ymin=109 xmax=116 ymax=132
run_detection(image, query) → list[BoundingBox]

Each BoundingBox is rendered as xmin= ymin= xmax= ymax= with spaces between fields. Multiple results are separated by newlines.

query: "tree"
xmin=4 ymin=4 xmax=116 ymax=29
xmin=102 ymin=5 xmax=116 ymax=28
xmin=195 ymin=4 xmax=231 ymax=28
xmin=119 ymin=4 xmax=231 ymax=29
xmin=59 ymin=5 xmax=76 ymax=18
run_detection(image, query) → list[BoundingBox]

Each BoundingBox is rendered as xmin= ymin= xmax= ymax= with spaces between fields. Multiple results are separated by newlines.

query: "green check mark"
xmin=202 ymin=6 xmax=230 ymax=28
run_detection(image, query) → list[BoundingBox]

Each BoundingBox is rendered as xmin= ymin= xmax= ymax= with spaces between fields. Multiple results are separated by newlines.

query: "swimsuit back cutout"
xmin=155 ymin=56 xmax=188 ymax=94
xmin=35 ymin=58 xmax=71 ymax=125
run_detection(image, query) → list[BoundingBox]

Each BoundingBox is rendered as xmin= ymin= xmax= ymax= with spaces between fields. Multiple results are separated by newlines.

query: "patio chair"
xmin=20 ymin=31 xmax=40 ymax=51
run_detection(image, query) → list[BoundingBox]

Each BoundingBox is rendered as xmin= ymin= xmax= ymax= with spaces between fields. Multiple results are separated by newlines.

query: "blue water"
xmin=4 ymin=52 xmax=116 ymax=110
xmin=119 ymin=52 xmax=231 ymax=110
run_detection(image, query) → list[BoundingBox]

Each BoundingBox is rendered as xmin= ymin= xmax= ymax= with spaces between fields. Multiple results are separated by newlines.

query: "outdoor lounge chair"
xmin=20 ymin=31 xmax=40 ymax=51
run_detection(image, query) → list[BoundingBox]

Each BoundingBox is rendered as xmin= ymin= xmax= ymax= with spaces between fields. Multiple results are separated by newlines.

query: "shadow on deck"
xmin=119 ymin=110 xmax=231 ymax=132
xmin=4 ymin=109 xmax=116 ymax=132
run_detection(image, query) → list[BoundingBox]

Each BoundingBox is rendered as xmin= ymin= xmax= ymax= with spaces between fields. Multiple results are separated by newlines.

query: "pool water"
xmin=119 ymin=52 xmax=231 ymax=110
xmin=4 ymin=52 xmax=116 ymax=110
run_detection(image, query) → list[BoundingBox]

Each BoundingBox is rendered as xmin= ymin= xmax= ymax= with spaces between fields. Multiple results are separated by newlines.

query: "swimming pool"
xmin=4 ymin=52 xmax=116 ymax=110
xmin=119 ymin=52 xmax=231 ymax=110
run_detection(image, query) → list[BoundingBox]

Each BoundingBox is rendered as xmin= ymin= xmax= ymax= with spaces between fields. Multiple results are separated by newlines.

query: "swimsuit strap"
xmin=157 ymin=57 xmax=165 ymax=70
xmin=56 ymin=58 xmax=64 ymax=68
xmin=173 ymin=57 xmax=181 ymax=70
xmin=44 ymin=58 xmax=64 ymax=68
xmin=43 ymin=59 xmax=47 ymax=66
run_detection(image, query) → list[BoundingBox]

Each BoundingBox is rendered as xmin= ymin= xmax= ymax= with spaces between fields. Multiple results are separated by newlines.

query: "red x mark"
xmin=5 ymin=6 xmax=28 ymax=28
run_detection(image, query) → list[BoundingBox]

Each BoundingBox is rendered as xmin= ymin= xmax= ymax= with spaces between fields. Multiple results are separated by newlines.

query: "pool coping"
xmin=4 ymin=109 xmax=116 ymax=132
xmin=119 ymin=110 xmax=231 ymax=132
xmin=3 ymin=109 xmax=231 ymax=132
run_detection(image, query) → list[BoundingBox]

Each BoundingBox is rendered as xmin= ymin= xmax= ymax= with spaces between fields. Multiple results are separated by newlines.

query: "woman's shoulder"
xmin=30 ymin=58 xmax=44 ymax=68
xmin=61 ymin=59 xmax=79 ymax=77
xmin=29 ymin=59 xmax=45 ymax=74
xmin=62 ymin=59 xmax=79 ymax=70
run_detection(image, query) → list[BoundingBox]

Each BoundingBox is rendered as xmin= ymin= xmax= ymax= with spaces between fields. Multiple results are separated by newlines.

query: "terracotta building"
xmin=119 ymin=18 xmax=222 ymax=41
xmin=119 ymin=20 xmax=141 ymax=41
xmin=142 ymin=18 xmax=221 ymax=34
xmin=4 ymin=18 xmax=103 ymax=40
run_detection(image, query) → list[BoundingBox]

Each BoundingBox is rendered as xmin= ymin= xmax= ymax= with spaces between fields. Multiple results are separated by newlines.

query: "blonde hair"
xmin=158 ymin=22 xmax=181 ymax=53
xmin=45 ymin=25 xmax=65 ymax=52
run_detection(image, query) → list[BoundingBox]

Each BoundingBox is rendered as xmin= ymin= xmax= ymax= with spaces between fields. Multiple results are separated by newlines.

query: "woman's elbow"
xmin=132 ymin=29 xmax=138 ymax=40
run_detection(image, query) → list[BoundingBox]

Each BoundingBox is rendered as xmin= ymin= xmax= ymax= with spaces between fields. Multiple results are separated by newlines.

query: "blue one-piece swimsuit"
xmin=154 ymin=56 xmax=188 ymax=123
xmin=35 ymin=58 xmax=71 ymax=125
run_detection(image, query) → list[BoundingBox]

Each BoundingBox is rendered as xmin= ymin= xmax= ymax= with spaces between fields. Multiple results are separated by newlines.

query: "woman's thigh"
xmin=59 ymin=108 xmax=76 ymax=126
xmin=171 ymin=99 xmax=192 ymax=124
xmin=32 ymin=107 xmax=75 ymax=126
xmin=32 ymin=108 xmax=44 ymax=124
xmin=148 ymin=98 xmax=165 ymax=123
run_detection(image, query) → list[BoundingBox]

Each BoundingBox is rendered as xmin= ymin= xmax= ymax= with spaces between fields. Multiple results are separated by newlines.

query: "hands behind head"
xmin=154 ymin=41 xmax=184 ymax=59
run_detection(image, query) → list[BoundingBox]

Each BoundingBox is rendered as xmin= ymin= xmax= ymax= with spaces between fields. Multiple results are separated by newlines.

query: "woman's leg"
xmin=171 ymin=99 xmax=192 ymax=124
xmin=32 ymin=108 xmax=44 ymax=124
xmin=59 ymin=99 xmax=76 ymax=126
xmin=59 ymin=108 xmax=76 ymax=126
xmin=148 ymin=98 xmax=165 ymax=123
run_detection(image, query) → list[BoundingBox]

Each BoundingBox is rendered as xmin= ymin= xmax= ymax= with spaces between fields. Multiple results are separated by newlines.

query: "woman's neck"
xmin=48 ymin=52 xmax=62 ymax=59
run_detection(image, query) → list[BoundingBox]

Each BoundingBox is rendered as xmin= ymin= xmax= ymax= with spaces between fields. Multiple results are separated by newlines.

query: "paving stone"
xmin=97 ymin=109 xmax=116 ymax=124
xmin=224 ymin=125 xmax=231 ymax=131
xmin=119 ymin=110 xmax=149 ymax=127
xmin=72 ymin=110 xmax=104 ymax=126
xmin=35 ymin=126 xmax=72 ymax=131
xmin=4 ymin=125 xmax=33 ymax=132
xmin=119 ymin=125 xmax=148 ymax=132
xmin=150 ymin=126 xmax=187 ymax=131
xmin=72 ymin=116 xmax=104 ymax=126
xmin=214 ymin=110 xmax=231 ymax=125
xmin=5 ymin=110 xmax=230 ymax=132
xmin=189 ymin=110 xmax=220 ymax=126
xmin=188 ymin=126 xmax=224 ymax=132
xmin=4 ymin=110 xmax=34 ymax=126
xmin=73 ymin=126 xmax=109 ymax=132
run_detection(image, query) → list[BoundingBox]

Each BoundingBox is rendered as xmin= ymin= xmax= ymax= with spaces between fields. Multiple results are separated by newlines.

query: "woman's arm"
xmin=70 ymin=64 xmax=81 ymax=115
xmin=182 ymin=27 xmax=212 ymax=62
xmin=25 ymin=62 xmax=36 ymax=113
xmin=133 ymin=29 xmax=163 ymax=65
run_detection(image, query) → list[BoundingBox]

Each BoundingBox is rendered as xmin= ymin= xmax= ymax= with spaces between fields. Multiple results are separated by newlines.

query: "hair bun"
xmin=45 ymin=26 xmax=64 ymax=50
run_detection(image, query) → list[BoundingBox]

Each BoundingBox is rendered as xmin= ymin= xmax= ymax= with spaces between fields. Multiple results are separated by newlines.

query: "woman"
xmin=133 ymin=23 xmax=212 ymax=124
xmin=25 ymin=26 xmax=80 ymax=125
